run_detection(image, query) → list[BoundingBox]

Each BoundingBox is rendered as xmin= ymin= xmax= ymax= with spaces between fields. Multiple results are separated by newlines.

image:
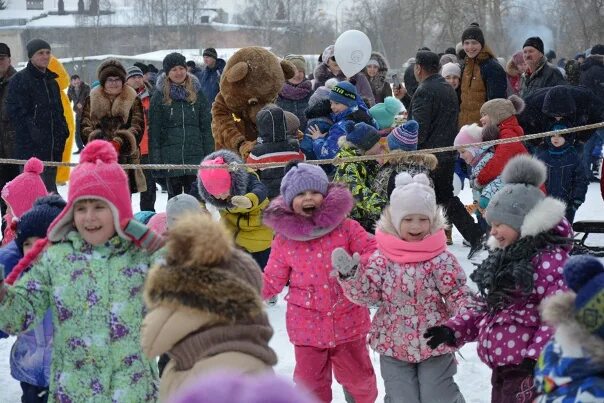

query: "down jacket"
xmin=262 ymin=184 xmax=375 ymax=348
xmin=0 ymin=232 xmax=159 ymax=402
xmin=339 ymin=209 xmax=472 ymax=363
xmin=6 ymin=62 xmax=68 ymax=161
xmin=446 ymin=198 xmax=572 ymax=369
xmin=149 ymin=73 xmax=214 ymax=178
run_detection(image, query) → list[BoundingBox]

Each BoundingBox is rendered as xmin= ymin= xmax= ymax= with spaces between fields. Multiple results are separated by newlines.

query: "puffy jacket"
xmin=6 ymin=62 xmax=69 ymax=161
xmin=446 ymin=207 xmax=572 ymax=370
xmin=149 ymin=73 xmax=214 ymax=178
xmin=339 ymin=209 xmax=472 ymax=363
xmin=262 ymin=184 xmax=375 ymax=348
xmin=0 ymin=232 xmax=159 ymax=401
xmin=199 ymin=58 xmax=225 ymax=105
xmin=476 ymin=116 xmax=528 ymax=186
xmin=520 ymin=57 xmax=566 ymax=98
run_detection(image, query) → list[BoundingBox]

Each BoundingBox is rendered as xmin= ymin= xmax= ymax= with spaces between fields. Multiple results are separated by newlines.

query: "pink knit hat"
xmin=1 ymin=157 xmax=48 ymax=218
xmin=454 ymin=123 xmax=483 ymax=147
xmin=47 ymin=140 xmax=133 ymax=242
xmin=198 ymin=156 xmax=232 ymax=196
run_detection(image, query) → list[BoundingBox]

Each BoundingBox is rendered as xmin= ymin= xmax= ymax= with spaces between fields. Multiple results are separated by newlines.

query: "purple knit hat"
xmin=170 ymin=371 xmax=319 ymax=403
xmin=388 ymin=120 xmax=419 ymax=151
xmin=280 ymin=162 xmax=329 ymax=207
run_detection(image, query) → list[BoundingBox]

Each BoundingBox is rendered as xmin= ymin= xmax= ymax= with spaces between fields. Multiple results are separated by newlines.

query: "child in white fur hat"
xmin=332 ymin=172 xmax=472 ymax=403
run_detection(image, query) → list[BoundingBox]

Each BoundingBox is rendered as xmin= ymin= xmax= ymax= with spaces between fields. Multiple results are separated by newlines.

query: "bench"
xmin=572 ymin=220 xmax=604 ymax=256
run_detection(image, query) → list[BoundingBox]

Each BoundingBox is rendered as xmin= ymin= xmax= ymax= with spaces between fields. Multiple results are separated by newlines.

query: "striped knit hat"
xmin=388 ymin=120 xmax=419 ymax=151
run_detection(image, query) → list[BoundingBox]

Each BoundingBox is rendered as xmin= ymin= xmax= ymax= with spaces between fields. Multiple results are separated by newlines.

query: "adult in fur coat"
xmin=534 ymin=256 xmax=604 ymax=401
xmin=141 ymin=213 xmax=277 ymax=402
xmin=80 ymin=59 xmax=146 ymax=193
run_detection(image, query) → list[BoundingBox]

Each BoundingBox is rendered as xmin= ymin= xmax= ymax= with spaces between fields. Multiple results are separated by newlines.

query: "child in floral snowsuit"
xmin=332 ymin=172 xmax=472 ymax=403
xmin=426 ymin=156 xmax=572 ymax=403
xmin=0 ymin=140 xmax=164 ymax=402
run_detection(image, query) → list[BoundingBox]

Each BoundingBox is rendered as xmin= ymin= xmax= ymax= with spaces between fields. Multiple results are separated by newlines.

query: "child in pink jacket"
xmin=332 ymin=172 xmax=472 ymax=403
xmin=262 ymin=162 xmax=378 ymax=403
xmin=425 ymin=156 xmax=572 ymax=403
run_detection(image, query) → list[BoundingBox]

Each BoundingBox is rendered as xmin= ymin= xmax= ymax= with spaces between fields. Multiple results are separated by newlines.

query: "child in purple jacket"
xmin=425 ymin=155 xmax=572 ymax=403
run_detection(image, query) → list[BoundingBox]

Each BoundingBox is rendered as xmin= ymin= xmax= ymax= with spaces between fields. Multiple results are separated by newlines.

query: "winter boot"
xmin=445 ymin=228 xmax=453 ymax=245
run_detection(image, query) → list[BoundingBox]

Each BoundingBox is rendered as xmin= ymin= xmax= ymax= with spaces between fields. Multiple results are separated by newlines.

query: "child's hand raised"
xmin=331 ymin=248 xmax=360 ymax=279
xmin=308 ymin=125 xmax=326 ymax=140
xmin=231 ymin=195 xmax=253 ymax=209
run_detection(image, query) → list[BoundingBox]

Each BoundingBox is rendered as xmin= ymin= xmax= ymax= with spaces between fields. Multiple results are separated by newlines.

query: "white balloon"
xmin=334 ymin=30 xmax=372 ymax=78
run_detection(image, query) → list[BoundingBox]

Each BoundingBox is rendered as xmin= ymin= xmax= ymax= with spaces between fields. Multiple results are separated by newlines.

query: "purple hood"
xmin=263 ymin=183 xmax=354 ymax=241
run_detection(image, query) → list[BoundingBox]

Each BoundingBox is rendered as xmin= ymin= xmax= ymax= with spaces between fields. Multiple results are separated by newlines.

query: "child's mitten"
xmin=331 ymin=247 xmax=360 ymax=279
xmin=121 ymin=219 xmax=165 ymax=253
xmin=231 ymin=195 xmax=253 ymax=209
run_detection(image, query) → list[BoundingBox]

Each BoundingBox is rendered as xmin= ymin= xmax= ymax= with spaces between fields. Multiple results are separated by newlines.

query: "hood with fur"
xmin=363 ymin=52 xmax=389 ymax=81
xmin=197 ymin=150 xmax=249 ymax=209
xmin=263 ymin=183 xmax=354 ymax=241
xmin=382 ymin=152 xmax=438 ymax=170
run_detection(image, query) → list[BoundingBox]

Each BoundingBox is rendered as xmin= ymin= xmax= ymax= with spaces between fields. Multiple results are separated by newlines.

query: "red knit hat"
xmin=47 ymin=140 xmax=133 ymax=242
xmin=1 ymin=157 xmax=48 ymax=219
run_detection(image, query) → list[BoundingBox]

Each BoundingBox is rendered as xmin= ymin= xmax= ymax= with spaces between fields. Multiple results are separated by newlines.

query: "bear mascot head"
xmin=211 ymin=47 xmax=296 ymax=158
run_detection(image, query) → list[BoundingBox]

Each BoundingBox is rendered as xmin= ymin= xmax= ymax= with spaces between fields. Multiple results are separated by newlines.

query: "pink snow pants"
xmin=293 ymin=338 xmax=377 ymax=403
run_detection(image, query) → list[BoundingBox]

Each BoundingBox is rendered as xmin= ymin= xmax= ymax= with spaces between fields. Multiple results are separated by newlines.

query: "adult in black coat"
xmin=580 ymin=45 xmax=604 ymax=100
xmin=6 ymin=39 xmax=68 ymax=192
xmin=519 ymin=37 xmax=566 ymax=98
xmin=410 ymin=50 xmax=484 ymax=257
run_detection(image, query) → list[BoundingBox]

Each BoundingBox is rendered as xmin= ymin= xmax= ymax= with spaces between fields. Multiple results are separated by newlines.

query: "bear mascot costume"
xmin=211 ymin=47 xmax=296 ymax=158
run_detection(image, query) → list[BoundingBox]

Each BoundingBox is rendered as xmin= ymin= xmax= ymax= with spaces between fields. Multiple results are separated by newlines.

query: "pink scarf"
xmin=375 ymin=229 xmax=447 ymax=264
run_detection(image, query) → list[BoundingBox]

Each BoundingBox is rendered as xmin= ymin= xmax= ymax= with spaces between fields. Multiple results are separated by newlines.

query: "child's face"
xmin=479 ymin=114 xmax=491 ymax=127
xmin=73 ymin=199 xmax=116 ymax=246
xmin=23 ymin=236 xmax=41 ymax=255
xmin=550 ymin=134 xmax=566 ymax=148
xmin=330 ymin=100 xmax=348 ymax=114
xmin=445 ymin=75 xmax=460 ymax=89
xmin=292 ymin=191 xmax=324 ymax=217
xmin=459 ymin=148 xmax=474 ymax=164
xmin=399 ymin=214 xmax=431 ymax=242
xmin=490 ymin=221 xmax=520 ymax=248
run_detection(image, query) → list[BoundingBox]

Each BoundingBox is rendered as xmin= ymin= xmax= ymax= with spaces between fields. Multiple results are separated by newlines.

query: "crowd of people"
xmin=0 ymin=23 xmax=602 ymax=403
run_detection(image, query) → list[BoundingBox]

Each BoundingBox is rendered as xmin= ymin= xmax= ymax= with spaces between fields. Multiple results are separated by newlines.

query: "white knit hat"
xmin=389 ymin=173 xmax=437 ymax=229
xmin=441 ymin=62 xmax=461 ymax=78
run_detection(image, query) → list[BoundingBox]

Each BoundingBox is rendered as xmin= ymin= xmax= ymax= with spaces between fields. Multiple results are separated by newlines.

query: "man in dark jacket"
xmin=6 ymin=39 xmax=68 ymax=193
xmin=0 ymin=43 xmax=18 ymax=232
xmin=67 ymin=74 xmax=90 ymax=154
xmin=199 ymin=47 xmax=226 ymax=106
xmin=581 ymin=44 xmax=604 ymax=180
xmin=410 ymin=50 xmax=484 ymax=258
xmin=520 ymin=37 xmax=566 ymax=98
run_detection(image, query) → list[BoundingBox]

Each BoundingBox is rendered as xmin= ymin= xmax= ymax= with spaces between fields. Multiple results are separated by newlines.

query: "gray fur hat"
xmin=485 ymin=155 xmax=547 ymax=232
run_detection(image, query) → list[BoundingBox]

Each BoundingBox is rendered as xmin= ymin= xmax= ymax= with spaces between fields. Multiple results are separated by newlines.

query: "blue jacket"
xmin=536 ymin=139 xmax=588 ymax=209
xmin=6 ymin=62 xmax=68 ymax=161
xmin=0 ymin=241 xmax=53 ymax=387
xmin=198 ymin=59 xmax=226 ymax=105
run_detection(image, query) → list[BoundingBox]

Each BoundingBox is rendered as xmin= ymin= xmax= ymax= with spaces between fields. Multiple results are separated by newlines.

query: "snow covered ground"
xmin=0 ymin=167 xmax=602 ymax=402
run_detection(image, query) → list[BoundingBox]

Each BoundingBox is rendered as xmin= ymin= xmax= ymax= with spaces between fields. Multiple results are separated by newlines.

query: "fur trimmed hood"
xmin=144 ymin=214 xmax=263 ymax=322
xmin=88 ymin=84 xmax=138 ymax=124
xmin=486 ymin=197 xmax=571 ymax=250
xmin=382 ymin=152 xmax=438 ymax=170
xmin=541 ymin=292 xmax=604 ymax=364
xmin=363 ymin=52 xmax=390 ymax=81
xmin=197 ymin=149 xmax=249 ymax=209
xmin=263 ymin=183 xmax=354 ymax=241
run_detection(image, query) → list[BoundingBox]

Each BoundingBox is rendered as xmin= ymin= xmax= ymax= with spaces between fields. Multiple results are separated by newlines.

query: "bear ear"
xmin=281 ymin=59 xmax=296 ymax=80
xmin=225 ymin=61 xmax=249 ymax=83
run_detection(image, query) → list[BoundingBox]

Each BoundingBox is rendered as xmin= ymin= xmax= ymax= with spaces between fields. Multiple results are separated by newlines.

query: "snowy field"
xmin=0 ymin=168 xmax=602 ymax=402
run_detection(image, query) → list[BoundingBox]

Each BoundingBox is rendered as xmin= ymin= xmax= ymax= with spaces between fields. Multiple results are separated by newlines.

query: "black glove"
xmin=423 ymin=325 xmax=456 ymax=349
xmin=518 ymin=357 xmax=536 ymax=374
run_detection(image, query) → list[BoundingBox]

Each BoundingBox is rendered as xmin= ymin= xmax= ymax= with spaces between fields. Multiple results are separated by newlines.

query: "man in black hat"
xmin=520 ymin=36 xmax=566 ymax=98
xmin=411 ymin=50 xmax=485 ymax=259
xmin=199 ymin=47 xmax=226 ymax=105
xmin=5 ymin=39 xmax=68 ymax=193
xmin=0 ymin=43 xmax=19 ymax=232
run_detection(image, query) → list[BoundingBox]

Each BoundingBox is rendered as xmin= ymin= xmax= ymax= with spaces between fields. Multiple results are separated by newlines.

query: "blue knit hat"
xmin=563 ymin=255 xmax=604 ymax=338
xmin=329 ymin=81 xmax=357 ymax=107
xmin=15 ymin=194 xmax=66 ymax=253
xmin=346 ymin=122 xmax=381 ymax=151
xmin=388 ymin=120 xmax=419 ymax=151
xmin=369 ymin=96 xmax=403 ymax=129
xmin=280 ymin=162 xmax=329 ymax=207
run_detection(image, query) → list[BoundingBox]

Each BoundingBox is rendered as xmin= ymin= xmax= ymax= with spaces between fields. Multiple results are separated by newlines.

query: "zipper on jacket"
xmin=43 ymin=79 xmax=54 ymax=161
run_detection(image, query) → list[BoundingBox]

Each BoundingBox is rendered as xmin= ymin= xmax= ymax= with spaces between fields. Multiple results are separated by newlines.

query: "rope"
xmin=1 ymin=121 xmax=603 ymax=171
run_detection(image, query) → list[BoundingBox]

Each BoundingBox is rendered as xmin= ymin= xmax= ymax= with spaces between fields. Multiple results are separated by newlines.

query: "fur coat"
xmin=80 ymin=85 xmax=146 ymax=193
